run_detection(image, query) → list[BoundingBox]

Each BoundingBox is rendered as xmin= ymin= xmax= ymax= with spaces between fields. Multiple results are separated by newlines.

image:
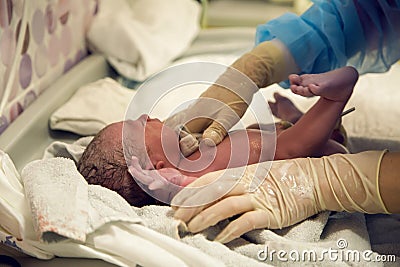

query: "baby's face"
xmin=140 ymin=115 xmax=180 ymax=169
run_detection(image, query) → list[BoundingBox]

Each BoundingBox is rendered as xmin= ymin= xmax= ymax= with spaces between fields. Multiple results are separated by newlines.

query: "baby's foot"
xmin=289 ymin=66 xmax=359 ymax=102
xmin=268 ymin=92 xmax=303 ymax=124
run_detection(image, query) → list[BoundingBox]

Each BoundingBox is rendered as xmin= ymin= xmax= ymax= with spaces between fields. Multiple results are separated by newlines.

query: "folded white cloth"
xmin=43 ymin=137 xmax=93 ymax=162
xmin=0 ymin=151 xmax=31 ymax=241
xmin=50 ymin=78 xmax=134 ymax=135
xmin=87 ymin=0 xmax=201 ymax=81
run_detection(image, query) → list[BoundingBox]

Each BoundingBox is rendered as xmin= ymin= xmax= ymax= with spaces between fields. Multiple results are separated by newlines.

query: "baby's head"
xmin=77 ymin=115 xmax=180 ymax=207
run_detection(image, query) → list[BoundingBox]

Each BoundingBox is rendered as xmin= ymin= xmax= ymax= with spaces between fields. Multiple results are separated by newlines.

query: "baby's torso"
xmin=180 ymin=129 xmax=276 ymax=177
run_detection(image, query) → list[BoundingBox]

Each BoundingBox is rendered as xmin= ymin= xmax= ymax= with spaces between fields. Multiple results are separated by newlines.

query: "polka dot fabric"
xmin=0 ymin=0 xmax=97 ymax=134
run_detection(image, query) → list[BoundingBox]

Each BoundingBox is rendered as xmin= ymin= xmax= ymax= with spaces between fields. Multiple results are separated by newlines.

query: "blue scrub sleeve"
xmin=256 ymin=0 xmax=400 ymax=88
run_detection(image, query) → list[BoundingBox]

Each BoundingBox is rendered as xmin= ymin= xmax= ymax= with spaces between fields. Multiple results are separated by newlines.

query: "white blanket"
xmin=87 ymin=0 xmax=201 ymax=81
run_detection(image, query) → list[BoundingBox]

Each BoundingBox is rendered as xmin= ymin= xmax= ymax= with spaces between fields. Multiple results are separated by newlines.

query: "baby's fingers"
xmin=148 ymin=179 xmax=166 ymax=190
xmin=129 ymin=167 xmax=153 ymax=185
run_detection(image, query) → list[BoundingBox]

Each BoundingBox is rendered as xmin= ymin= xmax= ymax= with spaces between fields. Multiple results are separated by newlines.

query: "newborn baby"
xmin=78 ymin=66 xmax=357 ymax=207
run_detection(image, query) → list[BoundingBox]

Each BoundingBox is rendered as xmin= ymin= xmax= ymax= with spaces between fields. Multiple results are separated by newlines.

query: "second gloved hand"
xmin=172 ymin=151 xmax=389 ymax=243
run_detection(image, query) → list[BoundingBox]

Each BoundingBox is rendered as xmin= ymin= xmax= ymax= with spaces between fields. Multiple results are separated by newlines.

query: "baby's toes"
xmin=290 ymin=84 xmax=303 ymax=94
xmin=289 ymin=74 xmax=302 ymax=85
xmin=291 ymin=85 xmax=311 ymax=97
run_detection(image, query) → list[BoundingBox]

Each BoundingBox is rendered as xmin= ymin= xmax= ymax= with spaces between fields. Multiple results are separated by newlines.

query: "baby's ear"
xmin=155 ymin=161 xmax=165 ymax=170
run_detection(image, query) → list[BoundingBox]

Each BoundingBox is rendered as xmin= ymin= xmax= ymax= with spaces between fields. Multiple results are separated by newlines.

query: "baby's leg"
xmin=275 ymin=67 xmax=358 ymax=159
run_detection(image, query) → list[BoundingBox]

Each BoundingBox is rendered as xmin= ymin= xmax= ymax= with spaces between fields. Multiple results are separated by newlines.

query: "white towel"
xmin=21 ymin=158 xmax=90 ymax=242
xmin=87 ymin=0 xmax=201 ymax=81
xmin=135 ymin=206 xmax=383 ymax=266
xmin=21 ymin=157 xmax=144 ymax=243
xmin=50 ymin=78 xmax=134 ymax=135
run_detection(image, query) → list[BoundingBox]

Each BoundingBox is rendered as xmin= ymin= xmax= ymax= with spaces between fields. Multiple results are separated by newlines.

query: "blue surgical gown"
xmin=256 ymin=0 xmax=400 ymax=87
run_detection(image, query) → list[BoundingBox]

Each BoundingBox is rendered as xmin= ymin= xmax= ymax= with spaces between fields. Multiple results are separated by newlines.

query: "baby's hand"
xmin=128 ymin=156 xmax=196 ymax=190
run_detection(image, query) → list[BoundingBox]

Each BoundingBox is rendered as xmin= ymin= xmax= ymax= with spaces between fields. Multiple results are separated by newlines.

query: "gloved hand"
xmin=165 ymin=39 xmax=299 ymax=155
xmin=172 ymin=151 xmax=389 ymax=243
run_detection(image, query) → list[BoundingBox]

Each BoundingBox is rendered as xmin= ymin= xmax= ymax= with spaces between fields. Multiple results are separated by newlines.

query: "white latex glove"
xmin=165 ymin=39 xmax=299 ymax=155
xmin=172 ymin=151 xmax=389 ymax=243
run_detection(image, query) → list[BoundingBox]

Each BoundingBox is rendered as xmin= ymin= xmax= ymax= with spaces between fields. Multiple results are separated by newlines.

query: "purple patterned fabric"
xmin=0 ymin=0 xmax=97 ymax=133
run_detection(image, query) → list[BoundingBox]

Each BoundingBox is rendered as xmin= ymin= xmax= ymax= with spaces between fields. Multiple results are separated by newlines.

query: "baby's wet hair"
xmin=77 ymin=121 xmax=157 ymax=207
